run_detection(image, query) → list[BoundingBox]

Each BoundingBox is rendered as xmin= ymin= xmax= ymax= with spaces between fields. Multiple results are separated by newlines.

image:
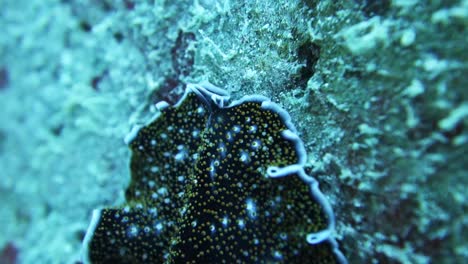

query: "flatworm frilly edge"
xmin=81 ymin=82 xmax=348 ymax=264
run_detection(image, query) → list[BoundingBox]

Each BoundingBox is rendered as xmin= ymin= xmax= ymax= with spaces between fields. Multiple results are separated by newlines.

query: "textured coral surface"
xmin=0 ymin=0 xmax=466 ymax=263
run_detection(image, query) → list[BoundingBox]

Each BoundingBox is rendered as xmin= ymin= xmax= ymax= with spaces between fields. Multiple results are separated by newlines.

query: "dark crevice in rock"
xmin=294 ymin=40 xmax=321 ymax=88
xmin=113 ymin=32 xmax=124 ymax=43
xmin=0 ymin=67 xmax=9 ymax=90
xmin=171 ymin=31 xmax=196 ymax=79
xmin=148 ymin=31 xmax=197 ymax=106
xmin=355 ymin=0 xmax=391 ymax=17
xmin=79 ymin=20 xmax=92 ymax=32
xmin=90 ymin=69 xmax=108 ymax=91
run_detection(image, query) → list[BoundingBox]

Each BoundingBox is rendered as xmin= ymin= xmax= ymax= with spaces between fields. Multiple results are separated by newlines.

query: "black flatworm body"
xmin=82 ymin=83 xmax=347 ymax=264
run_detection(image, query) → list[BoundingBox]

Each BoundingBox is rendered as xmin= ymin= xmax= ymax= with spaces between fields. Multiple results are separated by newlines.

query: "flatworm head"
xmin=82 ymin=83 xmax=347 ymax=264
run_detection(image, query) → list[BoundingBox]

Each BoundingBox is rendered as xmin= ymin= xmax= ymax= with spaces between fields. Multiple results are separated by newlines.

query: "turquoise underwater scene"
xmin=0 ymin=0 xmax=467 ymax=263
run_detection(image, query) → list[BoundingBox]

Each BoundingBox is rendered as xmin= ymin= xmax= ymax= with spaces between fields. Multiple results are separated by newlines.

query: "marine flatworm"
xmin=82 ymin=82 xmax=347 ymax=264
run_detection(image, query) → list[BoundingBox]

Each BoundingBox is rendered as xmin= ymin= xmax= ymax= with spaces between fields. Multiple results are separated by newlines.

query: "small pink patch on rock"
xmin=0 ymin=242 xmax=18 ymax=264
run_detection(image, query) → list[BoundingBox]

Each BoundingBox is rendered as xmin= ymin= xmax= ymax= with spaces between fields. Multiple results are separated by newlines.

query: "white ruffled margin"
xmin=81 ymin=209 xmax=102 ymax=264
